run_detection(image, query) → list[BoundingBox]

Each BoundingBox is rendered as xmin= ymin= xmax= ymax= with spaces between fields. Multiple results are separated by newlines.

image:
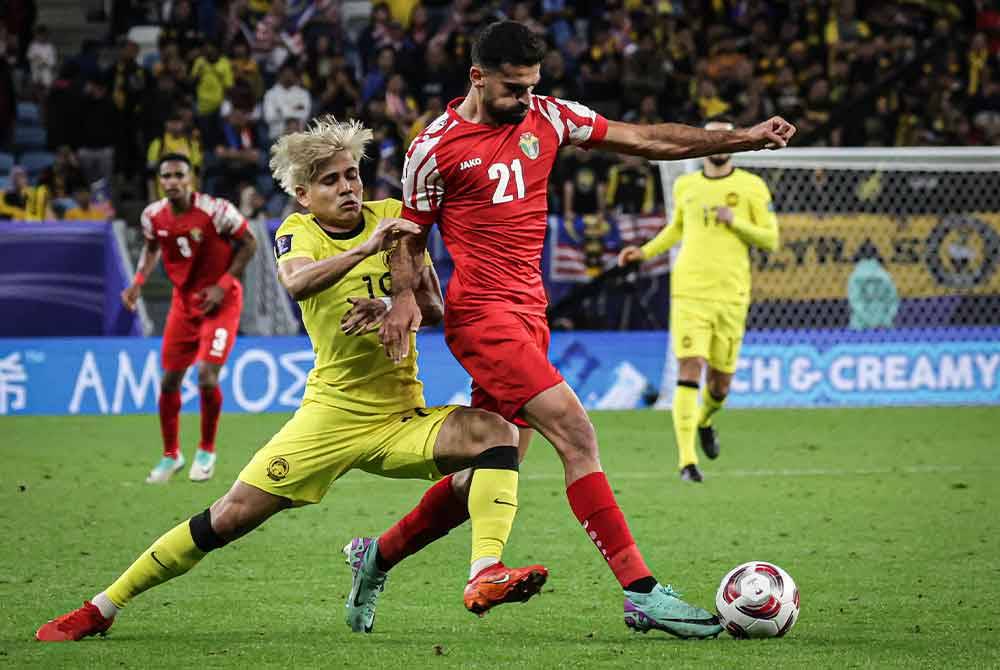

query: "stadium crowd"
xmin=0 ymin=0 xmax=998 ymax=222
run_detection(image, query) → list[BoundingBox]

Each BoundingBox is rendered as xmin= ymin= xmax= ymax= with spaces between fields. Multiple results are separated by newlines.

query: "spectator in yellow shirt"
xmin=146 ymin=111 xmax=203 ymax=200
xmin=191 ymin=42 xmax=233 ymax=117
xmin=64 ymin=187 xmax=106 ymax=221
xmin=0 ymin=168 xmax=52 ymax=221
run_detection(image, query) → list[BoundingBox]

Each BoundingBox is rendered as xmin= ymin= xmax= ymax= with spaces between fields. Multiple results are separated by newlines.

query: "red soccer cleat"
xmin=35 ymin=601 xmax=114 ymax=642
xmin=463 ymin=562 xmax=548 ymax=616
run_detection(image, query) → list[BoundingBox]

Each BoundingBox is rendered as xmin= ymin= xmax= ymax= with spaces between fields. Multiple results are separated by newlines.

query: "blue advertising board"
xmin=0 ymin=329 xmax=997 ymax=416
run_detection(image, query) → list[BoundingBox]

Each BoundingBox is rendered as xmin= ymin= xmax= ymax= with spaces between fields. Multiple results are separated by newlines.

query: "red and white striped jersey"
xmin=141 ymin=192 xmax=248 ymax=297
xmin=402 ymin=95 xmax=608 ymax=316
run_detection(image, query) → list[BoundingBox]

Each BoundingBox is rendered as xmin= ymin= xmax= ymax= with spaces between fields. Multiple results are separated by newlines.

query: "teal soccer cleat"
xmin=624 ymin=583 xmax=723 ymax=639
xmin=145 ymin=454 xmax=185 ymax=484
xmin=343 ymin=537 xmax=387 ymax=633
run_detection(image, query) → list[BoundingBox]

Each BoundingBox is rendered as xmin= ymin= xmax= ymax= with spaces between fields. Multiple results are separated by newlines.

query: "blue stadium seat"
xmin=13 ymin=126 xmax=46 ymax=152
xmin=0 ymin=175 xmax=9 ymax=191
xmin=0 ymin=152 xmax=13 ymax=174
xmin=20 ymin=151 xmax=56 ymax=177
xmin=16 ymin=102 xmax=41 ymax=125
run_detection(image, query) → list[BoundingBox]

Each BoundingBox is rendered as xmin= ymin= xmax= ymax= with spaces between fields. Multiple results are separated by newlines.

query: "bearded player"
xmin=36 ymin=117 xmax=546 ymax=642
xmin=373 ymin=21 xmax=795 ymax=639
xmin=619 ymin=117 xmax=780 ymax=482
xmin=121 ymin=154 xmax=257 ymax=484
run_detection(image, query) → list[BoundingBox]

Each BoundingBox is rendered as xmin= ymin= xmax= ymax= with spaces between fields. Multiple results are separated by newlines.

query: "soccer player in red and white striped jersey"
xmin=122 ymin=153 xmax=257 ymax=484
xmin=373 ymin=21 xmax=795 ymax=639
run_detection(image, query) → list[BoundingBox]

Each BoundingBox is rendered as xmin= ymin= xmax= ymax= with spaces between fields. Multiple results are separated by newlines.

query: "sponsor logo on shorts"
xmin=266 ymin=457 xmax=290 ymax=481
xmin=682 ymin=335 xmax=693 ymax=349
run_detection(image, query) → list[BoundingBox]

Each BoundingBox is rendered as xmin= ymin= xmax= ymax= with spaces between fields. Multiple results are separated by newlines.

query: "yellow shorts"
xmin=238 ymin=400 xmax=460 ymax=506
xmin=670 ymin=298 xmax=748 ymax=374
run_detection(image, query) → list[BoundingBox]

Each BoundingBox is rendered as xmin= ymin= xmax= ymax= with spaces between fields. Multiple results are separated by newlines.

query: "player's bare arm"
xmin=598 ymin=117 xmax=796 ymax=160
xmin=379 ymin=226 xmax=429 ymax=363
xmin=199 ymin=228 xmax=259 ymax=313
xmin=342 ymin=262 xmax=443 ymax=335
xmin=121 ymin=237 xmax=161 ymax=312
xmin=278 ymin=217 xmax=421 ymax=301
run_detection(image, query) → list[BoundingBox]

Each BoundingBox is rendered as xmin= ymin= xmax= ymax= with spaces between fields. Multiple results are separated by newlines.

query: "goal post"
xmin=650 ymin=147 xmax=1000 ymax=408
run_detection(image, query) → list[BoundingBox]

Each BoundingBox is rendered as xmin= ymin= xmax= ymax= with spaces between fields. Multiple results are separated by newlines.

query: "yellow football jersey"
xmin=274 ymin=199 xmax=427 ymax=414
xmin=641 ymin=168 xmax=779 ymax=304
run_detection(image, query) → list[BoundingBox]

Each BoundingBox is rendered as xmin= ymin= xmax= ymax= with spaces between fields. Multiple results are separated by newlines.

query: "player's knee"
xmin=161 ymin=375 xmax=182 ymax=393
xmin=189 ymin=508 xmax=229 ymax=552
xmin=197 ymin=366 xmax=219 ymax=387
xmin=708 ymin=379 xmax=730 ymax=400
xmin=677 ymin=357 xmax=705 ymax=382
xmin=552 ymin=411 xmax=599 ymax=463
xmin=464 ymin=409 xmax=519 ymax=450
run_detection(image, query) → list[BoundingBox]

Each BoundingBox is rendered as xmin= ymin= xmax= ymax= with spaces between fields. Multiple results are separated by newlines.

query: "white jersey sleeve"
xmin=401 ymin=112 xmax=458 ymax=225
xmin=532 ymin=95 xmax=609 ymax=148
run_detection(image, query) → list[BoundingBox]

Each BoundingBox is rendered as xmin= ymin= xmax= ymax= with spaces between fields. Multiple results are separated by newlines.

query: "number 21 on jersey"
xmin=489 ymin=159 xmax=525 ymax=204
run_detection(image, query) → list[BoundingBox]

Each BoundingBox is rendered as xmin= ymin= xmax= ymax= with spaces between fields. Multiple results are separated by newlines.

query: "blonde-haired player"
xmin=36 ymin=116 xmax=547 ymax=642
xmin=619 ymin=118 xmax=779 ymax=482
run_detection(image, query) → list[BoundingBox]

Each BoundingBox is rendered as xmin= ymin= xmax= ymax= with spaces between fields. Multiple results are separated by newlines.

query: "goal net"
xmin=651 ymin=148 xmax=1000 ymax=408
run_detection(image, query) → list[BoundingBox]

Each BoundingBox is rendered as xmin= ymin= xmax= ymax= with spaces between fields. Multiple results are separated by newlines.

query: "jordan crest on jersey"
xmin=519 ymin=132 xmax=539 ymax=160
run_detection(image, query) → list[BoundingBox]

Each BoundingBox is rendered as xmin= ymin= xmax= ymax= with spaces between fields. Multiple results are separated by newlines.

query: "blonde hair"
xmin=269 ymin=116 xmax=373 ymax=196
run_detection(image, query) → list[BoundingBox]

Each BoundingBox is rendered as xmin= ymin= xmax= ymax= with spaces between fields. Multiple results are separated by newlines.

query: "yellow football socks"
xmin=104 ymin=520 xmax=206 ymax=608
xmin=467 ymin=448 xmax=519 ymax=566
xmin=673 ymin=382 xmax=699 ymax=469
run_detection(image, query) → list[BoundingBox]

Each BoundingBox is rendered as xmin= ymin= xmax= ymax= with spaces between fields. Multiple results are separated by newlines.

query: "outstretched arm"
xmin=379 ymin=226 xmax=429 ymax=363
xmin=597 ymin=116 xmax=796 ymax=161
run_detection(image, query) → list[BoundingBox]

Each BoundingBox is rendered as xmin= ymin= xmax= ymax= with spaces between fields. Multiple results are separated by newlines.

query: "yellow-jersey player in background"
xmin=36 ymin=117 xmax=547 ymax=644
xmin=619 ymin=118 xmax=779 ymax=483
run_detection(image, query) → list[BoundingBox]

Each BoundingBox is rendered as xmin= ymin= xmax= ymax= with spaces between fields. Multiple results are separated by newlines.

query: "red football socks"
xmin=198 ymin=386 xmax=222 ymax=453
xmin=158 ymin=390 xmax=181 ymax=459
xmin=566 ymin=471 xmax=653 ymax=589
xmin=377 ymin=475 xmax=470 ymax=571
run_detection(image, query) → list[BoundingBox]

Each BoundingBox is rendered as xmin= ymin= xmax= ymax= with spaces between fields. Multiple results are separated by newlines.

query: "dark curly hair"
xmin=471 ymin=20 xmax=547 ymax=71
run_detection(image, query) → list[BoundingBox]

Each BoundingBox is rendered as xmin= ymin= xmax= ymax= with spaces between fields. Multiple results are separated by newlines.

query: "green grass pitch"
xmin=3 ymin=407 xmax=998 ymax=669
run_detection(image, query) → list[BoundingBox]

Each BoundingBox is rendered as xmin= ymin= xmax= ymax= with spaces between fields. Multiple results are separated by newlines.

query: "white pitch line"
xmin=520 ymin=464 xmax=996 ymax=481
xmin=332 ymin=463 xmax=995 ymax=486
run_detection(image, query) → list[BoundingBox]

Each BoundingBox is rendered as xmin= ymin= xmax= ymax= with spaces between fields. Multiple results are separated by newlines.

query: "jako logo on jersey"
xmin=460 ymin=158 xmax=482 ymax=171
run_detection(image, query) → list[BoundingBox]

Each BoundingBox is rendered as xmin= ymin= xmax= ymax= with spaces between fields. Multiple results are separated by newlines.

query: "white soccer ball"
xmin=715 ymin=561 xmax=800 ymax=638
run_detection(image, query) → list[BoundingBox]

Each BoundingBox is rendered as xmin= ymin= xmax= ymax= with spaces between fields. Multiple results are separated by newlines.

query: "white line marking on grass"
xmin=518 ymin=464 xmax=997 ymax=481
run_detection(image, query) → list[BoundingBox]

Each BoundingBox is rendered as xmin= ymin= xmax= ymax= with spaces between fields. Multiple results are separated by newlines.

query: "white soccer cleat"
xmin=188 ymin=449 xmax=216 ymax=482
xmin=145 ymin=454 xmax=185 ymax=484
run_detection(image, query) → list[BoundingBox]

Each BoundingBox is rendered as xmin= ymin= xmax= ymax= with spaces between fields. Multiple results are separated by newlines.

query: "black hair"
xmin=158 ymin=153 xmax=192 ymax=170
xmin=471 ymin=20 xmax=547 ymax=70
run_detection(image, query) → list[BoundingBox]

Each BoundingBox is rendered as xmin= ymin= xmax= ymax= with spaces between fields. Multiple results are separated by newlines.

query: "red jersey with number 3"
xmin=402 ymin=95 xmax=608 ymax=317
xmin=141 ymin=192 xmax=248 ymax=298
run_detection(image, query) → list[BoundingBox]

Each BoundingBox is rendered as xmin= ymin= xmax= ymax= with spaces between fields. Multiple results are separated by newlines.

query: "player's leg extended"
xmin=372 ymin=426 xmax=534 ymax=573
xmin=521 ymin=383 xmax=721 ymax=639
xmin=36 ymin=481 xmax=290 ymax=641
xmin=191 ymin=361 xmax=223 ymax=481
xmin=674 ymin=357 xmax=705 ymax=479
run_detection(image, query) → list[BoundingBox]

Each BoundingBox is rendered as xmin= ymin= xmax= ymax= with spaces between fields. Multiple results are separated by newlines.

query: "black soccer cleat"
xmin=698 ymin=425 xmax=719 ymax=460
xmin=679 ymin=464 xmax=703 ymax=482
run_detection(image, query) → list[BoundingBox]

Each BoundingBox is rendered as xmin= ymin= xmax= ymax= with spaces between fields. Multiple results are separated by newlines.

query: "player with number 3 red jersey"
xmin=121 ymin=153 xmax=257 ymax=485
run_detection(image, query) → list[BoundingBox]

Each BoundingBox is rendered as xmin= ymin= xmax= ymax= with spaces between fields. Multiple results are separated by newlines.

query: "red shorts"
xmin=445 ymin=310 xmax=563 ymax=427
xmin=162 ymin=283 xmax=243 ymax=371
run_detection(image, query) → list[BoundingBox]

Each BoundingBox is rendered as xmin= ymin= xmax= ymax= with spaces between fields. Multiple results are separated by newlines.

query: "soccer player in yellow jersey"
xmin=36 ymin=117 xmax=547 ymax=643
xmin=619 ymin=118 xmax=779 ymax=482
